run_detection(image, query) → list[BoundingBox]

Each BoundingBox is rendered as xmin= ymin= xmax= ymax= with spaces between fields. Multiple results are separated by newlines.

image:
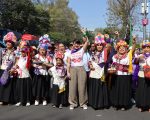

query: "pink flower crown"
xmin=3 ymin=32 xmax=17 ymax=43
xmin=94 ymin=33 xmax=106 ymax=45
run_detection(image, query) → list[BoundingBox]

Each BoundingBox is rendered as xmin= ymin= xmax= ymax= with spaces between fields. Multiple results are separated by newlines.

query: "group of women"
xmin=0 ymin=32 xmax=150 ymax=112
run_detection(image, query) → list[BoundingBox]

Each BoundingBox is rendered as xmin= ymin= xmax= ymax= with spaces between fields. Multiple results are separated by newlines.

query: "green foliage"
xmin=106 ymin=0 xmax=141 ymax=35
xmin=49 ymin=32 xmax=66 ymax=42
xmin=94 ymin=27 xmax=121 ymax=38
xmin=0 ymin=0 xmax=50 ymax=35
xmin=48 ymin=0 xmax=82 ymax=42
xmin=136 ymin=44 xmax=140 ymax=48
xmin=0 ymin=0 xmax=82 ymax=44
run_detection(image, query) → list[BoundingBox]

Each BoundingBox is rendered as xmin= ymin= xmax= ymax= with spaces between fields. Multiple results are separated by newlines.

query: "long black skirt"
xmin=88 ymin=78 xmax=109 ymax=109
xmin=15 ymin=77 xmax=32 ymax=104
xmin=32 ymin=75 xmax=50 ymax=100
xmin=110 ymin=75 xmax=132 ymax=108
xmin=135 ymin=77 xmax=150 ymax=109
xmin=0 ymin=69 xmax=16 ymax=104
xmin=51 ymin=84 xmax=68 ymax=106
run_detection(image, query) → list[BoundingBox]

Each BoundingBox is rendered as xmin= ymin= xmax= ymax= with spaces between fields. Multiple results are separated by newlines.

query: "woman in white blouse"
xmin=135 ymin=40 xmax=150 ymax=112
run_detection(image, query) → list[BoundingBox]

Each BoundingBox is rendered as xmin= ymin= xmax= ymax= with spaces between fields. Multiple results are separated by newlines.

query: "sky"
xmin=69 ymin=0 xmax=107 ymax=31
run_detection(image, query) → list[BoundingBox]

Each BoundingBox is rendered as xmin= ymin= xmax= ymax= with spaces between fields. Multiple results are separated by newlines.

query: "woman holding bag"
xmin=0 ymin=32 xmax=17 ymax=104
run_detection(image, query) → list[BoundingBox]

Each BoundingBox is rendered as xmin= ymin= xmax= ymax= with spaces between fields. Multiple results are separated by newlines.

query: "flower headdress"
xmin=116 ymin=40 xmax=128 ymax=50
xmin=142 ymin=40 xmax=150 ymax=48
xmin=95 ymin=33 xmax=106 ymax=45
xmin=38 ymin=34 xmax=51 ymax=50
xmin=3 ymin=32 xmax=17 ymax=44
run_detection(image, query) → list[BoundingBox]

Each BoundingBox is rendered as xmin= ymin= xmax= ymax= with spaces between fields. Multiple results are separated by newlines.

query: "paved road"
xmin=0 ymin=104 xmax=149 ymax=120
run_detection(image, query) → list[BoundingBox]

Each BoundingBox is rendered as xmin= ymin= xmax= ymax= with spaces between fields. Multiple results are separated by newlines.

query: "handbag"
xmin=143 ymin=61 xmax=150 ymax=80
xmin=0 ymin=61 xmax=13 ymax=85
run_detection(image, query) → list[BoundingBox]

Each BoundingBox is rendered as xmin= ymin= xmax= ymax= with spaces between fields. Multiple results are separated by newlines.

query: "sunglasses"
xmin=142 ymin=45 xmax=150 ymax=49
xmin=97 ymin=44 xmax=102 ymax=46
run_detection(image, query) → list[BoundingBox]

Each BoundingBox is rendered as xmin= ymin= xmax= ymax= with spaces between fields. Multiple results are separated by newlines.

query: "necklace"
xmin=114 ymin=53 xmax=127 ymax=60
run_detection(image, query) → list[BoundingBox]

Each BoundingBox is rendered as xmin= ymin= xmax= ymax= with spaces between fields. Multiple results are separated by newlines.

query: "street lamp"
xmin=141 ymin=0 xmax=149 ymax=41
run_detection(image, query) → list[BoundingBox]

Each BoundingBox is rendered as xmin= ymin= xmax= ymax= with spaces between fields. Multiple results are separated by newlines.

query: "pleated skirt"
xmin=32 ymin=75 xmax=50 ymax=100
xmin=0 ymin=69 xmax=16 ymax=104
xmin=135 ymin=77 xmax=150 ymax=109
xmin=88 ymin=78 xmax=109 ymax=109
xmin=15 ymin=77 xmax=32 ymax=104
xmin=110 ymin=75 xmax=132 ymax=108
xmin=51 ymin=84 xmax=68 ymax=106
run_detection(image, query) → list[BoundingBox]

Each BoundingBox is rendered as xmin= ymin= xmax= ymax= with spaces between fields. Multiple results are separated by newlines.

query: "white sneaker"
xmin=69 ymin=105 xmax=75 ymax=110
xmin=59 ymin=104 xmax=63 ymax=109
xmin=0 ymin=102 xmax=3 ymax=105
xmin=43 ymin=100 xmax=47 ymax=106
xmin=15 ymin=102 xmax=21 ymax=107
xmin=82 ymin=104 xmax=88 ymax=110
xmin=26 ymin=102 xmax=30 ymax=106
xmin=35 ymin=100 xmax=39 ymax=106
xmin=52 ymin=105 xmax=56 ymax=108
xmin=131 ymin=98 xmax=136 ymax=104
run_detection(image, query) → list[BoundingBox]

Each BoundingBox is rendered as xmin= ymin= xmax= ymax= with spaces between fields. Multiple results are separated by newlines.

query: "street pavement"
xmin=0 ymin=104 xmax=149 ymax=120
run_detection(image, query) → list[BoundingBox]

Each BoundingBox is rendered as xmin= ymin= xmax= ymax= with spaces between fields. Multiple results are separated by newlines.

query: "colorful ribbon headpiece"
xmin=38 ymin=44 xmax=49 ymax=50
xmin=38 ymin=34 xmax=51 ymax=50
xmin=3 ymin=32 xmax=17 ymax=43
xmin=95 ymin=33 xmax=106 ymax=45
xmin=39 ymin=34 xmax=51 ymax=44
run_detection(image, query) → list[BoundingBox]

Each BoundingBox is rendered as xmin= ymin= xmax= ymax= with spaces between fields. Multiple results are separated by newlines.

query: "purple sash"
xmin=0 ymin=61 xmax=13 ymax=85
xmin=71 ymin=48 xmax=81 ymax=54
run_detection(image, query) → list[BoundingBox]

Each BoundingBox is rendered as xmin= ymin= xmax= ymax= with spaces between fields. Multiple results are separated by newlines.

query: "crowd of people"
xmin=0 ymin=31 xmax=150 ymax=112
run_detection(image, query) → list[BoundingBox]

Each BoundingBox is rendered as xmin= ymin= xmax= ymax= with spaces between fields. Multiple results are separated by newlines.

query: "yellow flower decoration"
xmin=116 ymin=40 xmax=128 ymax=49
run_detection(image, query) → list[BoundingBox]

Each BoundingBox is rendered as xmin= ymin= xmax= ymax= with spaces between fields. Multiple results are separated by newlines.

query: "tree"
xmin=31 ymin=4 xmax=50 ymax=35
xmin=32 ymin=0 xmax=82 ymax=43
xmin=46 ymin=0 xmax=82 ymax=43
xmin=0 ymin=0 xmax=82 ymax=43
xmin=107 ymin=0 xmax=142 ymax=35
xmin=94 ymin=27 xmax=121 ymax=39
xmin=0 ymin=0 xmax=50 ymax=35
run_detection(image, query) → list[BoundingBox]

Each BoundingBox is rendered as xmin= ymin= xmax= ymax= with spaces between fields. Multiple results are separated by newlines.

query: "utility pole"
xmin=129 ymin=17 xmax=133 ymax=46
xmin=141 ymin=0 xmax=149 ymax=41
